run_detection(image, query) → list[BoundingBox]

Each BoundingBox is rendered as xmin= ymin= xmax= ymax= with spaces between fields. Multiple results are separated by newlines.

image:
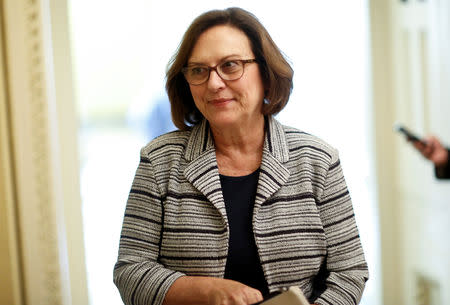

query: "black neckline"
xmin=219 ymin=168 xmax=260 ymax=181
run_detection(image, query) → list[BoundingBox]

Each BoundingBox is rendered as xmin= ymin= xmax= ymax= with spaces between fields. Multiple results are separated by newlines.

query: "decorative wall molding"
xmin=2 ymin=0 xmax=71 ymax=304
xmin=25 ymin=0 xmax=65 ymax=301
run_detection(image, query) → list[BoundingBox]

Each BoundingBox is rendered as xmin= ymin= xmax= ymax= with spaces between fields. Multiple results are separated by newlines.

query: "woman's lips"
xmin=208 ymin=98 xmax=233 ymax=106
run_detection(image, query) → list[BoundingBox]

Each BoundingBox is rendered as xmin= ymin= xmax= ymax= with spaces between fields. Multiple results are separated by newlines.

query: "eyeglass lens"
xmin=184 ymin=60 xmax=254 ymax=85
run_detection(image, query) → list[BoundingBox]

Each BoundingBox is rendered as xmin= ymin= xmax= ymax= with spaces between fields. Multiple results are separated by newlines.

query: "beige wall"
xmin=0 ymin=2 xmax=24 ymax=303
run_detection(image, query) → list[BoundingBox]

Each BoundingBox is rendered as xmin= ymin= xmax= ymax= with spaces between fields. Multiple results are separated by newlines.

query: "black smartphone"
xmin=393 ymin=123 xmax=425 ymax=144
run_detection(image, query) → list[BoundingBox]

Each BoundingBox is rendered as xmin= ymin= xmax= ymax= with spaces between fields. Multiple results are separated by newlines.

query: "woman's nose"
xmin=206 ymin=69 xmax=226 ymax=90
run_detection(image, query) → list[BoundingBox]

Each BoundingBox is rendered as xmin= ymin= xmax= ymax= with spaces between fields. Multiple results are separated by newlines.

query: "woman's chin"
xmin=207 ymin=113 xmax=262 ymax=129
xmin=209 ymin=116 xmax=238 ymax=127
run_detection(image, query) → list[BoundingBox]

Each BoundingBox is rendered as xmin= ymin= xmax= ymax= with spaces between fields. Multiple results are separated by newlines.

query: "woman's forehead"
xmin=188 ymin=25 xmax=254 ymax=63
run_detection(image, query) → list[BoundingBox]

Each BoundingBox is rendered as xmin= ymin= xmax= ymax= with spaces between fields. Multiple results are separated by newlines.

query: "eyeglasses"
xmin=182 ymin=59 xmax=257 ymax=85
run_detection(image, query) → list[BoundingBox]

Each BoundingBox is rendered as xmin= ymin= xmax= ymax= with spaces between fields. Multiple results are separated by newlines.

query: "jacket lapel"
xmin=183 ymin=117 xmax=291 ymax=219
xmin=183 ymin=120 xmax=227 ymax=221
xmin=254 ymin=117 xmax=290 ymax=207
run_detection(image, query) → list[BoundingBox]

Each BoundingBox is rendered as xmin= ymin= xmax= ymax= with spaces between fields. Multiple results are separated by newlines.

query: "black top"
xmin=220 ymin=169 xmax=269 ymax=296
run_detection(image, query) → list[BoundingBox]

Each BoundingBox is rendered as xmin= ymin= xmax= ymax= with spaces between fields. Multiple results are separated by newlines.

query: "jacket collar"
xmin=184 ymin=116 xmax=290 ymax=163
xmin=183 ymin=116 xmax=291 ymax=219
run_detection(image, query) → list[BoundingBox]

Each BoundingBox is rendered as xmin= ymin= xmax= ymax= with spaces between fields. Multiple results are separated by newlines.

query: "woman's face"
xmin=187 ymin=25 xmax=265 ymax=129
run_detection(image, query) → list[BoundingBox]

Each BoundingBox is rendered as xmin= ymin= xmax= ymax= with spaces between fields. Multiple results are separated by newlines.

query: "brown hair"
xmin=165 ymin=7 xmax=293 ymax=130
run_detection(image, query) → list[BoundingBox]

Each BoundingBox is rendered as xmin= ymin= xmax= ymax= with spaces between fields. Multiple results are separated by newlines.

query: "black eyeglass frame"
xmin=182 ymin=59 xmax=258 ymax=85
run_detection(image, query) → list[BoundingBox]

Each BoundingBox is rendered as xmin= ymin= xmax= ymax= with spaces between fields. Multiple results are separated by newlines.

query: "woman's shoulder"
xmin=140 ymin=129 xmax=191 ymax=160
xmin=281 ymin=124 xmax=339 ymax=162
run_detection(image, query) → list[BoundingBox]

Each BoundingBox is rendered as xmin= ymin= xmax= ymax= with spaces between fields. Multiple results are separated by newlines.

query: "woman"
xmin=114 ymin=7 xmax=368 ymax=305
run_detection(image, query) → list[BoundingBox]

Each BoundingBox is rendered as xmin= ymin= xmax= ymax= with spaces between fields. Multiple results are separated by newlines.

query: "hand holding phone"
xmin=393 ymin=123 xmax=426 ymax=144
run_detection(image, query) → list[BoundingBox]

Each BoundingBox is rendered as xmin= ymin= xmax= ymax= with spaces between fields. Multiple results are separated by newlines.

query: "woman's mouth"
xmin=208 ymin=98 xmax=233 ymax=106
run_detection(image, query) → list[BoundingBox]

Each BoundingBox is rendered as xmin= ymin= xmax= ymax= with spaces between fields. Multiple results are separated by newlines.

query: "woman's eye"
xmin=190 ymin=67 xmax=207 ymax=75
xmin=220 ymin=61 xmax=240 ymax=73
xmin=223 ymin=60 xmax=237 ymax=67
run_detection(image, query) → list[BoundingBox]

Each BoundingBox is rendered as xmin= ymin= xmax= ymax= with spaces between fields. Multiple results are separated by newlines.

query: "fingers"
xmin=412 ymin=140 xmax=426 ymax=151
xmin=427 ymin=136 xmax=449 ymax=166
xmin=231 ymin=287 xmax=263 ymax=305
xmin=428 ymin=136 xmax=445 ymax=150
xmin=245 ymin=288 xmax=263 ymax=304
xmin=411 ymin=136 xmax=433 ymax=159
xmin=208 ymin=279 xmax=263 ymax=305
xmin=410 ymin=135 xmax=448 ymax=165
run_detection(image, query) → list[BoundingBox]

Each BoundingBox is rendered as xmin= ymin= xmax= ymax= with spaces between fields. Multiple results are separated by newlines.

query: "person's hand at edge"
xmin=411 ymin=135 xmax=448 ymax=167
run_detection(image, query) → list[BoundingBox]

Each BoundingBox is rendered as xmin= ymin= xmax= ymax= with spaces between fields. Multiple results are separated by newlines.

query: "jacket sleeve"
xmin=434 ymin=148 xmax=450 ymax=179
xmin=113 ymin=151 xmax=185 ymax=305
xmin=313 ymin=152 xmax=369 ymax=305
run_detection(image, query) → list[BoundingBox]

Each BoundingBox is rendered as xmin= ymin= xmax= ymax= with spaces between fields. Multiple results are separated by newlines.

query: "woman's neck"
xmin=210 ymin=116 xmax=265 ymax=176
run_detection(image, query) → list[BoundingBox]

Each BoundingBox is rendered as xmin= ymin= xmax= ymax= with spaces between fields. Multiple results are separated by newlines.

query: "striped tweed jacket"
xmin=113 ymin=116 xmax=369 ymax=305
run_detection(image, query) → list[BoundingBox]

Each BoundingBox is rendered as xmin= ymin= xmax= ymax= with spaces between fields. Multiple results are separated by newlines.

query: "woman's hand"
xmin=163 ymin=276 xmax=263 ymax=305
xmin=208 ymin=278 xmax=263 ymax=305
xmin=412 ymin=136 xmax=448 ymax=167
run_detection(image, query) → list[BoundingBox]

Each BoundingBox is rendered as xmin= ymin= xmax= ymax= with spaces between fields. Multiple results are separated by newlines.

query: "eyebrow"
xmin=186 ymin=54 xmax=245 ymax=66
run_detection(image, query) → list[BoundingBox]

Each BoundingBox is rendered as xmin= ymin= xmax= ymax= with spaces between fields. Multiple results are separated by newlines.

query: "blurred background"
xmin=0 ymin=1 xmax=449 ymax=305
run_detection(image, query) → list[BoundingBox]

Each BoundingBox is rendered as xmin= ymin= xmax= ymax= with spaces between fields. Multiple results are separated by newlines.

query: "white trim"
xmin=368 ymin=0 xmax=401 ymax=303
xmin=47 ymin=0 xmax=89 ymax=303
